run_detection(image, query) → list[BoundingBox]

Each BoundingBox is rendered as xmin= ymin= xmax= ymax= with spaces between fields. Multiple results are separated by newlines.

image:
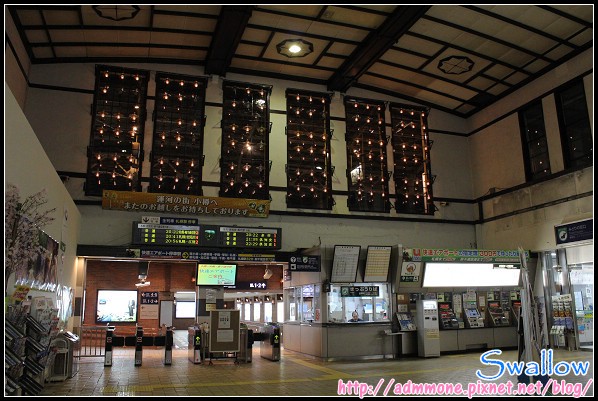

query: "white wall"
xmin=8 ymin=39 xmax=593 ymax=257
xmin=5 ymin=84 xmax=82 ymax=330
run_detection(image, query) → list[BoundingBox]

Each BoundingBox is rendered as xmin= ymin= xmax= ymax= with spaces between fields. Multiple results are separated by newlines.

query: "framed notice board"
xmin=330 ymin=245 xmax=360 ymax=283
xmin=208 ymin=309 xmax=240 ymax=353
xmin=363 ymin=246 xmax=392 ymax=282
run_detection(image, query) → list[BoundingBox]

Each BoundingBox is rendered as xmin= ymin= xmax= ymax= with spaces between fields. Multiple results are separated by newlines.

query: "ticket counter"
xmin=283 ymin=282 xmax=394 ymax=359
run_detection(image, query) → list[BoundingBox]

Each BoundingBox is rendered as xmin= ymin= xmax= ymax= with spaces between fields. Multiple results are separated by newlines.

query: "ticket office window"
xmin=328 ymin=283 xmax=391 ymax=323
xmin=284 ymin=285 xmax=321 ymax=323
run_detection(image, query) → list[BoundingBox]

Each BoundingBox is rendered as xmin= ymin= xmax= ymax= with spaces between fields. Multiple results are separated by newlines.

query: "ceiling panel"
xmin=7 ymin=4 xmax=592 ymax=118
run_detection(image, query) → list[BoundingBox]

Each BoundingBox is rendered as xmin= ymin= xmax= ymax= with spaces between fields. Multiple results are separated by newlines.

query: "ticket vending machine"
xmin=416 ymin=300 xmax=440 ymax=358
xmin=438 ymin=302 xmax=460 ymax=330
xmin=487 ymin=301 xmax=510 ymax=327
xmin=463 ymin=304 xmax=485 ymax=328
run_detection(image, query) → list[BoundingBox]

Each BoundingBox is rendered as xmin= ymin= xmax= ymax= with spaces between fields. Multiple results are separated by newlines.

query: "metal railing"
xmin=79 ymin=326 xmax=109 ymax=358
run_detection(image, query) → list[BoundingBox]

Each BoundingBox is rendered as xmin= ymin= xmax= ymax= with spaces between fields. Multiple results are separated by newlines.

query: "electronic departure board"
xmin=131 ymin=222 xmax=282 ymax=250
xmin=132 ymin=223 xmax=200 ymax=245
xmin=218 ymin=226 xmax=281 ymax=250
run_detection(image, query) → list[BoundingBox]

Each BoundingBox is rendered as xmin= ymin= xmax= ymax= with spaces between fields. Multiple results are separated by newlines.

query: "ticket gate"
xmin=104 ymin=326 xmax=116 ymax=367
xmin=188 ymin=326 xmax=202 ymax=364
xmin=260 ymin=323 xmax=281 ymax=361
xmin=164 ymin=326 xmax=173 ymax=365
xmin=134 ymin=326 xmax=143 ymax=366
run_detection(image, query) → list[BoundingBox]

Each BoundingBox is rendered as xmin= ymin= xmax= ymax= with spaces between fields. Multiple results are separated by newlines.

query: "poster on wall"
xmin=15 ymin=229 xmax=59 ymax=292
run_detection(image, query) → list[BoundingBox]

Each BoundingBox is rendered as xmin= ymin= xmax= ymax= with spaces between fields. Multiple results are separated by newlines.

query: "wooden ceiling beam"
xmin=327 ymin=5 xmax=431 ymax=93
xmin=204 ymin=5 xmax=254 ymax=76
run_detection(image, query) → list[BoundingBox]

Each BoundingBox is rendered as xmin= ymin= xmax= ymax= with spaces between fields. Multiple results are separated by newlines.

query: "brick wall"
xmin=84 ymin=260 xmax=282 ymax=331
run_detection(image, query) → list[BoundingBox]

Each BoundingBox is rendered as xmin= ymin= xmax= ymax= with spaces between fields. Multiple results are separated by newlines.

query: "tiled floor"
xmin=39 ymin=331 xmax=594 ymax=397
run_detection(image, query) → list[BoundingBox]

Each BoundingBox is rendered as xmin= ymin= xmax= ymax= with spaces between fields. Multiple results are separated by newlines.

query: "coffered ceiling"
xmin=6 ymin=4 xmax=593 ymax=117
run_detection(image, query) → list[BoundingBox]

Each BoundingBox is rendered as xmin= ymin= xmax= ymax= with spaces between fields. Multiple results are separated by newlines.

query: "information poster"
xmin=330 ymin=245 xmax=360 ymax=283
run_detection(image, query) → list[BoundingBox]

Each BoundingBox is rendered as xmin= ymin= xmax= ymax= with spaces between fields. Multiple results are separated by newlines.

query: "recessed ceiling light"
xmin=277 ymin=39 xmax=314 ymax=58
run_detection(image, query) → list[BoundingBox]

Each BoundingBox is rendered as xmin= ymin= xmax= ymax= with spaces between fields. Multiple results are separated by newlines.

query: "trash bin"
xmin=48 ymin=331 xmax=80 ymax=381
xmin=260 ymin=323 xmax=281 ymax=361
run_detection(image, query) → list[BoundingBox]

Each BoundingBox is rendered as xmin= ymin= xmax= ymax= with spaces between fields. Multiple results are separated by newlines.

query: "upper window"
xmin=344 ymin=97 xmax=390 ymax=213
xmin=555 ymin=80 xmax=593 ymax=169
xmin=85 ymin=65 xmax=149 ymax=196
xmin=149 ymin=73 xmax=208 ymax=195
xmin=519 ymin=101 xmax=551 ymax=181
xmin=220 ymin=81 xmax=272 ymax=200
xmin=285 ymin=89 xmax=333 ymax=210
xmin=390 ymin=104 xmax=434 ymax=215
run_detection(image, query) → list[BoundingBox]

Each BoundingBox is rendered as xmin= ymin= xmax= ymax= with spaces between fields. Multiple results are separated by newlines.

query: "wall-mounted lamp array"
xmin=344 ymin=97 xmax=390 ymax=212
xmin=220 ymin=81 xmax=273 ymax=200
xmin=390 ymin=104 xmax=435 ymax=215
xmin=285 ymin=90 xmax=334 ymax=209
xmin=85 ymin=65 xmax=150 ymax=196
xmin=150 ymin=73 xmax=208 ymax=195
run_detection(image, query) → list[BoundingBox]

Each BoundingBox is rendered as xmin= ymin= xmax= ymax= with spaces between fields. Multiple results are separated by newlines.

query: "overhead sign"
xmin=103 ymin=190 xmax=270 ymax=218
xmin=555 ymin=218 xmax=593 ymax=247
xmin=132 ymin=222 xmax=282 ymax=250
xmin=289 ymin=254 xmax=320 ymax=272
xmin=403 ymin=248 xmax=528 ymax=263
xmin=218 ymin=226 xmax=281 ymax=250
xmin=340 ymin=285 xmax=380 ymax=297
xmin=133 ymin=223 xmax=200 ymax=246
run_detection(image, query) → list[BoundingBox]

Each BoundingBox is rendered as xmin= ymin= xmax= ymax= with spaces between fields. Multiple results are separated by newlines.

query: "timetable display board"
xmin=363 ymin=246 xmax=392 ymax=282
xmin=330 ymin=245 xmax=360 ymax=283
xmin=132 ymin=223 xmax=200 ymax=245
xmin=217 ymin=226 xmax=281 ymax=250
xmin=131 ymin=222 xmax=282 ymax=249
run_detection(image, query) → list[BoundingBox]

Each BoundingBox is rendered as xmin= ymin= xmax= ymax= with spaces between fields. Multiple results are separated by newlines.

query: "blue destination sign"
xmin=555 ymin=219 xmax=593 ymax=246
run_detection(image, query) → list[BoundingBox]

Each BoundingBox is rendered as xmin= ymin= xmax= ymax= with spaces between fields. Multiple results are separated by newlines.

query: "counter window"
xmin=284 ymin=284 xmax=322 ymax=323
xmin=328 ymin=283 xmax=390 ymax=323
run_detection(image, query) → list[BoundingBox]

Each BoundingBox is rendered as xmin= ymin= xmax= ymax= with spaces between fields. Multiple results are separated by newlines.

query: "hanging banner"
xmin=102 ymin=190 xmax=270 ymax=218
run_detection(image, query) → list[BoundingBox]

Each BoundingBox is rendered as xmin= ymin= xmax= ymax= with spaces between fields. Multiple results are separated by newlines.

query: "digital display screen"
xmin=132 ymin=223 xmax=200 ymax=245
xmin=196 ymin=263 xmax=237 ymax=286
xmin=131 ymin=222 xmax=281 ymax=249
xmin=218 ymin=226 xmax=281 ymax=249
xmin=96 ymin=290 xmax=138 ymax=323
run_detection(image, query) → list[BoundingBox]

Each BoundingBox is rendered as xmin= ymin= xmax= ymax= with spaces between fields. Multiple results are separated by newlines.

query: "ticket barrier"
xmin=104 ymin=326 xmax=116 ymax=367
xmin=260 ymin=323 xmax=281 ymax=361
xmin=188 ymin=326 xmax=203 ymax=364
xmin=134 ymin=326 xmax=143 ymax=366
xmin=164 ymin=326 xmax=173 ymax=365
xmin=238 ymin=324 xmax=254 ymax=363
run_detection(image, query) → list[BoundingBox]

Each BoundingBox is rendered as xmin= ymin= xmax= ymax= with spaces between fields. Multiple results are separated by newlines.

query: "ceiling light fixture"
xmin=438 ymin=55 xmax=474 ymax=75
xmin=93 ymin=5 xmax=140 ymax=21
xmin=263 ymin=267 xmax=273 ymax=280
xmin=277 ymin=39 xmax=313 ymax=58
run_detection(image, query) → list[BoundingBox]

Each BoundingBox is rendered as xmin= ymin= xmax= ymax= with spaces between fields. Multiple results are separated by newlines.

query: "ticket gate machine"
xmin=260 ymin=323 xmax=281 ymax=361
xmin=104 ymin=326 xmax=116 ymax=367
xmin=134 ymin=326 xmax=143 ymax=366
xmin=164 ymin=326 xmax=173 ymax=365
xmin=416 ymin=300 xmax=440 ymax=357
xmin=188 ymin=326 xmax=203 ymax=364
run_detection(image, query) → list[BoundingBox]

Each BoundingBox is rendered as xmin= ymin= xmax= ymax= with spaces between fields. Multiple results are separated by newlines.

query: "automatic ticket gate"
xmin=188 ymin=326 xmax=203 ymax=364
xmin=260 ymin=323 xmax=281 ymax=361
xmin=134 ymin=326 xmax=144 ymax=366
xmin=164 ymin=326 xmax=173 ymax=365
xmin=104 ymin=326 xmax=116 ymax=367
